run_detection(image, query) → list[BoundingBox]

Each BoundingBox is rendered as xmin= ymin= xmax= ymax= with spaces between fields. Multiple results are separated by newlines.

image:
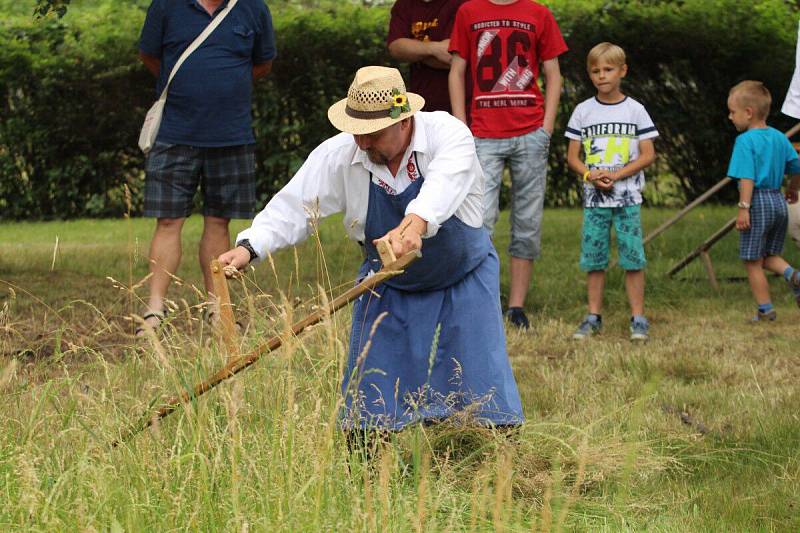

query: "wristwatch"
xmin=237 ymin=239 xmax=258 ymax=262
xmin=737 ymin=201 xmax=751 ymax=209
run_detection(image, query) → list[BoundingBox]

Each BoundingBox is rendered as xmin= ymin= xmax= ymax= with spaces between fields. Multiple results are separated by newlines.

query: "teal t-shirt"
xmin=727 ymin=127 xmax=800 ymax=189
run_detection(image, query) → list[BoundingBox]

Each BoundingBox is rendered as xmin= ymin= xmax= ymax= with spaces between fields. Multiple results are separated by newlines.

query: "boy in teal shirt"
xmin=727 ymin=80 xmax=800 ymax=320
xmin=565 ymin=43 xmax=657 ymax=341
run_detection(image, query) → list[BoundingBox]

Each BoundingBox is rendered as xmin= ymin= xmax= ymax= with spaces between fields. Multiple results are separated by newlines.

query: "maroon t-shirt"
xmin=387 ymin=0 xmax=468 ymax=113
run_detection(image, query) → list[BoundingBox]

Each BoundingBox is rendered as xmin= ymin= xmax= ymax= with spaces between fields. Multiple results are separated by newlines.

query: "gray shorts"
xmin=475 ymin=127 xmax=550 ymax=260
xmin=143 ymin=142 xmax=257 ymax=219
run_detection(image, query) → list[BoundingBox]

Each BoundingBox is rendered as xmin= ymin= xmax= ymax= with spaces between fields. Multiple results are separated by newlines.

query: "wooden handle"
xmin=210 ymin=259 xmax=239 ymax=359
xmin=376 ymin=239 xmax=396 ymax=266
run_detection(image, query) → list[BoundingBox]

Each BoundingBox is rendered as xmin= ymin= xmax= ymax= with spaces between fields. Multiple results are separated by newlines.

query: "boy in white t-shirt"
xmin=564 ymin=42 xmax=658 ymax=341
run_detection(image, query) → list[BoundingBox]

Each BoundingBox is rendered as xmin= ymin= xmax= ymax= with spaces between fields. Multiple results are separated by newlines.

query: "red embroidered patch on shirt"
xmin=407 ymin=155 xmax=418 ymax=182
xmin=374 ymin=177 xmax=396 ymax=195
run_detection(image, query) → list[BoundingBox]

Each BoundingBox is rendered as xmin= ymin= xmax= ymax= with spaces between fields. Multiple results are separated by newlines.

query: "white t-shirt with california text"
xmin=565 ymin=96 xmax=659 ymax=208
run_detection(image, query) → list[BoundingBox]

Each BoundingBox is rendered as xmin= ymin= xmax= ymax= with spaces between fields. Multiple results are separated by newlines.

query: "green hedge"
xmin=0 ymin=0 xmax=798 ymax=219
xmin=251 ymin=4 xmax=392 ymax=207
xmin=0 ymin=2 xmax=152 ymax=218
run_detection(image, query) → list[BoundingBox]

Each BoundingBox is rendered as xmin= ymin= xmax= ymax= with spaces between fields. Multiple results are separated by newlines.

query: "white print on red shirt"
xmin=488 ymin=57 xmax=536 ymax=101
xmin=514 ymin=65 xmax=534 ymax=91
xmin=477 ymin=30 xmax=498 ymax=58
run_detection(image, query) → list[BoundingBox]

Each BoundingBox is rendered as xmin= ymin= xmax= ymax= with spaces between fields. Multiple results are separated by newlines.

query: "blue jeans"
xmin=475 ymin=128 xmax=550 ymax=260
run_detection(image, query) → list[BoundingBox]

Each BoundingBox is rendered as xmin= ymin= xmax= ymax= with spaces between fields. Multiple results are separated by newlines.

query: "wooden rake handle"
xmin=112 ymin=249 xmax=421 ymax=448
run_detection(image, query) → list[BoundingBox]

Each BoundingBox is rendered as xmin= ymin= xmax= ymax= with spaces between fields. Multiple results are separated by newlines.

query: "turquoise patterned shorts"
xmin=580 ymin=205 xmax=646 ymax=272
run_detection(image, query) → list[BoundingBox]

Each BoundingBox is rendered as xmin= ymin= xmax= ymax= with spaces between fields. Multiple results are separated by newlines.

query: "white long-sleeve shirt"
xmin=783 ymin=21 xmax=800 ymax=118
xmin=236 ymin=111 xmax=485 ymax=260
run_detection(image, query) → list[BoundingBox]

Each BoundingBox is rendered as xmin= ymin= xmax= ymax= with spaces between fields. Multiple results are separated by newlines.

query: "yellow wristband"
xmin=582 ymin=170 xmax=591 ymax=182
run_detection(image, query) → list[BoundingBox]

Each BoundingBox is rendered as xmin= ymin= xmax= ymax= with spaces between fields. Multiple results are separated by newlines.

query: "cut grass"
xmin=1 ymin=206 xmax=799 ymax=531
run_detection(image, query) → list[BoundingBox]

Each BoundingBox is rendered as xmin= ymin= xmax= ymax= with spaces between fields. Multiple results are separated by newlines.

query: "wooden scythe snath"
xmin=112 ymin=244 xmax=418 ymax=448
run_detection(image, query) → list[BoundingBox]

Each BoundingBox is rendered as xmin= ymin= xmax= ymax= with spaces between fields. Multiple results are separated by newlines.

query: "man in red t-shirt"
xmin=449 ymin=0 xmax=567 ymax=328
xmin=387 ymin=0 xmax=467 ymax=113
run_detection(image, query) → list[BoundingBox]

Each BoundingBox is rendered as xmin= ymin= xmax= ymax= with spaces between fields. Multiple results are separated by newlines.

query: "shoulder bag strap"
xmin=157 ymin=0 xmax=240 ymax=102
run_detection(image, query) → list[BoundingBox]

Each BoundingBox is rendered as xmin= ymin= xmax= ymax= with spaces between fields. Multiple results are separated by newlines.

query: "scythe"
xmin=112 ymin=243 xmax=418 ymax=448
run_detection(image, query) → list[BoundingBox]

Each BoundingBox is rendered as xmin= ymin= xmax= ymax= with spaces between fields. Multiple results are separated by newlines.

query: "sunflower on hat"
xmin=389 ymin=88 xmax=411 ymax=119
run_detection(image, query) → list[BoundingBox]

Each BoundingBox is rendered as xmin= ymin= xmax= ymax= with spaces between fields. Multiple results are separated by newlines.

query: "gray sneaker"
xmin=630 ymin=317 xmax=649 ymax=342
xmin=572 ymin=315 xmax=601 ymax=339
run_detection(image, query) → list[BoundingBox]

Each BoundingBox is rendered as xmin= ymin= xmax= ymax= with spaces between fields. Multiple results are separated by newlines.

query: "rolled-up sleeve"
xmin=236 ymin=142 xmax=346 ymax=261
xmin=405 ymin=119 xmax=479 ymax=238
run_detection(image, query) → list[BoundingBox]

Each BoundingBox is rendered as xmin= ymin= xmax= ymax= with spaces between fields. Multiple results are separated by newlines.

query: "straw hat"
xmin=328 ymin=66 xmax=425 ymax=135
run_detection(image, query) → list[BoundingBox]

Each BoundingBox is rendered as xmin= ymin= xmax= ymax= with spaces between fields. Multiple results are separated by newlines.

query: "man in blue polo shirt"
xmin=137 ymin=0 xmax=276 ymax=333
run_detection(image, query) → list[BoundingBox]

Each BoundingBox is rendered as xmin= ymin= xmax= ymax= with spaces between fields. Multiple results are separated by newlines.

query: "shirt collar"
xmin=350 ymin=114 xmax=429 ymax=169
xmin=409 ymin=114 xmax=429 ymax=156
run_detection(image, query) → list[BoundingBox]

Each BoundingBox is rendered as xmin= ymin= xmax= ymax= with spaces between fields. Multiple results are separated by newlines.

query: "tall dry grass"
xmin=1 ymin=208 xmax=799 ymax=530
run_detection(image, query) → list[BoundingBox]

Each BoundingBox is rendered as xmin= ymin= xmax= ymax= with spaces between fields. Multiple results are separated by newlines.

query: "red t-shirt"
xmin=449 ymin=0 xmax=567 ymax=138
xmin=387 ymin=0 xmax=467 ymax=113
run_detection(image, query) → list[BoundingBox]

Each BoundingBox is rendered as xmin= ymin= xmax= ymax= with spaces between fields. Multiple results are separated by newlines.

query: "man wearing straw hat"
xmin=219 ymin=66 xmax=524 ymax=436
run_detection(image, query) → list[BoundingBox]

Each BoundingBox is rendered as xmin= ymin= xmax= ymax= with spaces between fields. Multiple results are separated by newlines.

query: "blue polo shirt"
xmin=139 ymin=0 xmax=276 ymax=147
xmin=727 ymin=127 xmax=800 ymax=189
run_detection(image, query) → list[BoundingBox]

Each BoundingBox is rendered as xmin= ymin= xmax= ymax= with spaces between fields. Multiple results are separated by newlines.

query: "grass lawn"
xmin=1 ymin=206 xmax=799 ymax=531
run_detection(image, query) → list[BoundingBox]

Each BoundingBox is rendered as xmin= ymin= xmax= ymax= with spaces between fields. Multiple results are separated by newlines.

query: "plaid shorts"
xmin=739 ymin=189 xmax=788 ymax=260
xmin=580 ymin=205 xmax=646 ymax=272
xmin=143 ymin=142 xmax=256 ymax=219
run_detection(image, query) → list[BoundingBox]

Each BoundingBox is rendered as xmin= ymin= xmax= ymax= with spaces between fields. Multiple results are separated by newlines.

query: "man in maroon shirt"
xmin=387 ymin=0 xmax=467 ymax=113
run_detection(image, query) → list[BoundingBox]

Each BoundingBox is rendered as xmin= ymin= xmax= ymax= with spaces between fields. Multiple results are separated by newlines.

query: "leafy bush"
xmin=0 ymin=1 xmax=392 ymax=219
xmin=0 ymin=2 xmax=151 ymax=218
xmin=0 ymin=0 xmax=798 ymax=219
xmin=251 ymin=4 xmax=393 ymax=207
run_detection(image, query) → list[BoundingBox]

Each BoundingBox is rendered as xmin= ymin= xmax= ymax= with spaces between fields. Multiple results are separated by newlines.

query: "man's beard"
xmin=365 ymin=149 xmax=389 ymax=166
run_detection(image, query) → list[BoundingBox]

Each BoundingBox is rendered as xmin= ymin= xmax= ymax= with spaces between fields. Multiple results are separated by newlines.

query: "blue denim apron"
xmin=341 ymin=156 xmax=524 ymax=430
